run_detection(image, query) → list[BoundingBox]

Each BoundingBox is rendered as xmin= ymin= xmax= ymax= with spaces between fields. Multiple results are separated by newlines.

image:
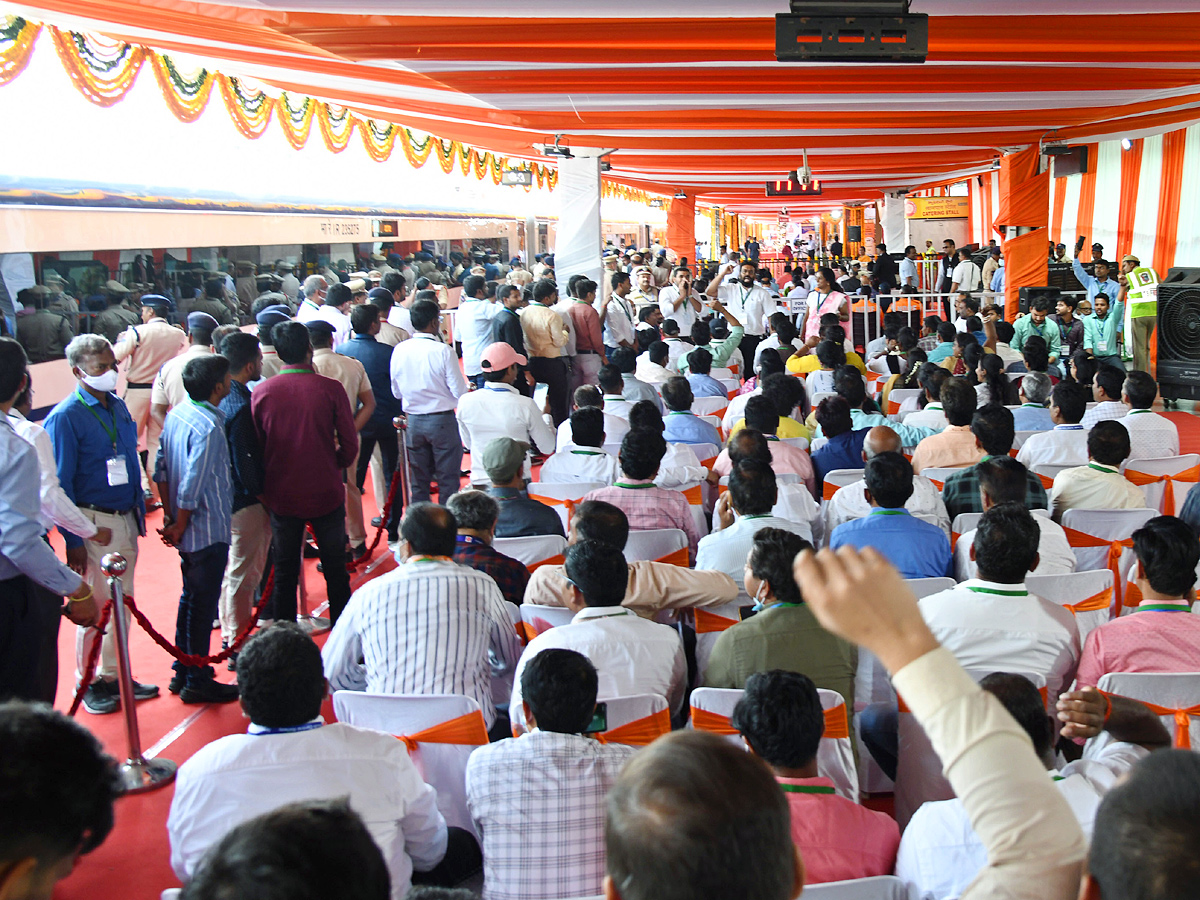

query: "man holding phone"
xmin=658 ymin=266 xmax=704 ymax=334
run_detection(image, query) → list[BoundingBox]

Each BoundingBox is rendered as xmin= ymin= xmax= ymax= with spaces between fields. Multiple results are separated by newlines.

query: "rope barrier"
xmin=67 ymin=598 xmax=113 ymax=717
xmin=345 ymin=457 xmax=404 ymax=573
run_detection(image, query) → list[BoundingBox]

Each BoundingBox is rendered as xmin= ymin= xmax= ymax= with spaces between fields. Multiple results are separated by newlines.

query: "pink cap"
xmin=480 ymin=341 xmax=527 ymax=372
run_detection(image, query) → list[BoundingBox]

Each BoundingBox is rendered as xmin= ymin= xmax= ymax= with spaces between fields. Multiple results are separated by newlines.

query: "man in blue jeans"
xmin=156 ymin=354 xmax=239 ymax=705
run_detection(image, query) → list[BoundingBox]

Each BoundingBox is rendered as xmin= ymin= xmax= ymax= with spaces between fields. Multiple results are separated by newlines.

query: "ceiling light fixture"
xmin=1121 ymin=138 xmax=1133 ymax=151
xmin=775 ymin=1 xmax=928 ymax=63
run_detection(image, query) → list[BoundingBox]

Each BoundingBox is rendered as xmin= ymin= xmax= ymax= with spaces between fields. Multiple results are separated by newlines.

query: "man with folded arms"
xmin=524 ymin=500 xmax=736 ymax=619
xmin=467 ymin=649 xmax=635 ymax=900
xmin=509 ymin=539 xmax=686 ymax=733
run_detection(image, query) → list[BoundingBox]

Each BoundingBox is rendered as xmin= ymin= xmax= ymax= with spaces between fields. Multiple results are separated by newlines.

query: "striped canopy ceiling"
xmin=16 ymin=1 xmax=1200 ymax=213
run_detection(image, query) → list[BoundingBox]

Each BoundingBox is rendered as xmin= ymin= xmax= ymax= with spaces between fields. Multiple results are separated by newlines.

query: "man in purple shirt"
xmin=251 ymin=321 xmax=358 ymax=623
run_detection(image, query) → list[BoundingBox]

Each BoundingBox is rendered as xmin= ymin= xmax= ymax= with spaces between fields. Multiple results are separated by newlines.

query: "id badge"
xmin=106 ymin=456 xmax=129 ymax=487
xmin=1097 ymin=339 xmax=1108 ymax=354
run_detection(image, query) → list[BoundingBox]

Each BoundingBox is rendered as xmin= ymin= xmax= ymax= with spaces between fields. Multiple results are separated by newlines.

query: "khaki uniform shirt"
xmin=189 ymin=297 xmax=238 ymax=326
xmin=113 ymin=317 xmax=188 ymax=385
xmin=260 ymin=346 xmax=283 ymax=380
xmin=236 ymin=276 xmax=258 ymax=312
xmin=152 ymin=344 xmax=213 ymax=412
xmin=377 ymin=320 xmax=409 ymax=347
xmin=93 ymin=305 xmax=140 ymax=343
xmin=312 ymin=348 xmax=371 ymax=413
xmin=16 ymin=309 xmax=75 ymax=362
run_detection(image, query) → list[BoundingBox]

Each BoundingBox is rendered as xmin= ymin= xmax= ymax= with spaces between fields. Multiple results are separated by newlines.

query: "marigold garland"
xmin=0 ymin=15 xmax=39 ymax=84
xmin=276 ymin=91 xmax=314 ymax=149
xmin=315 ymin=101 xmax=354 ymax=152
xmin=149 ymin=52 xmax=211 ymax=122
xmin=50 ymin=26 xmax=144 ymax=106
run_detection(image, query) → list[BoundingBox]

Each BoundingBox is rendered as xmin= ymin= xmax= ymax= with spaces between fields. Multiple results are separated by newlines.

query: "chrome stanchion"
xmin=102 ymin=553 xmax=176 ymax=794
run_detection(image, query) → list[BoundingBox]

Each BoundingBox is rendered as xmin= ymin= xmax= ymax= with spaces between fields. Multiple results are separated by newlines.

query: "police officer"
xmin=14 ymin=286 xmax=75 ymax=362
xmin=191 ymin=278 xmax=238 ymax=326
xmin=276 ymin=261 xmax=300 ymax=305
xmin=113 ymin=294 xmax=187 ymax=506
xmin=93 ymin=281 xmax=140 ymax=342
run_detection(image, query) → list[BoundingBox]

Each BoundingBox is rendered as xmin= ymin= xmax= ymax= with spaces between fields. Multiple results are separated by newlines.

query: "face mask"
xmin=750 ymin=580 xmax=770 ymax=612
xmin=81 ymin=369 xmax=119 ymax=393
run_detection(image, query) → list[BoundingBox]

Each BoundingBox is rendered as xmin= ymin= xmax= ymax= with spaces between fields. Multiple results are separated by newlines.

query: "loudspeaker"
xmin=1018 ymin=285 xmax=1060 ymax=316
xmin=846 ymin=225 xmax=862 ymax=242
xmin=1156 ymin=272 xmax=1200 ymax=401
xmin=1047 ymin=262 xmax=1084 ymax=292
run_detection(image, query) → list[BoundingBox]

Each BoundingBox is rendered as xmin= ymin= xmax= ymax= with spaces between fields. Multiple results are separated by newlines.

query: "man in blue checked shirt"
xmin=661 ymin=377 xmax=722 ymax=447
xmin=155 ymin=354 xmax=239 ymax=705
xmin=44 ymin=334 xmax=155 ymax=715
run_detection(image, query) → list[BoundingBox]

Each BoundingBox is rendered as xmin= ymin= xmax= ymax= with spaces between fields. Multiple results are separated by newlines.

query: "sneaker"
xmin=226 ymin=650 xmax=239 ymax=672
xmin=350 ymin=544 xmax=370 ymax=562
xmin=370 ymin=516 xmax=383 ymax=528
xmin=131 ymin=680 xmax=160 ymax=700
xmin=180 ymin=679 xmax=241 ymax=705
xmin=82 ymin=681 xmax=120 ymax=714
xmin=168 ymin=672 xmax=185 ymax=695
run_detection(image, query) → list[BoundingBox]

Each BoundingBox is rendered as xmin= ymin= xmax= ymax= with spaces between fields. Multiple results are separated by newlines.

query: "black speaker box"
xmin=846 ymin=225 xmax=862 ymax=243
xmin=1018 ymin=285 xmax=1060 ymax=316
xmin=1156 ymin=275 xmax=1200 ymax=400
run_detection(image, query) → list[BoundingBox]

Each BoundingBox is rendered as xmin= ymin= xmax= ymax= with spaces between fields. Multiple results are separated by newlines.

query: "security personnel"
xmin=235 ymin=261 xmax=258 ymax=313
xmin=113 ymin=294 xmax=187 ymax=505
xmin=14 ymin=286 xmax=75 ymax=362
xmin=255 ymin=304 xmax=292 ymax=380
xmin=1120 ymin=253 xmax=1160 ymax=373
xmin=93 ymin=281 xmax=140 ymax=342
xmin=151 ymin=312 xmax=218 ymax=434
xmin=276 ymin=261 xmax=300 ymax=305
xmin=191 ymin=278 xmax=238 ymax=326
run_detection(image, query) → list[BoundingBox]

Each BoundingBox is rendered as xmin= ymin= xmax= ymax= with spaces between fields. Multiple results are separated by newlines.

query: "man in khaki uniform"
xmin=151 ymin=312 xmax=217 ymax=435
xmin=93 ymin=281 xmax=140 ymax=342
xmin=235 ymin=262 xmax=258 ymax=314
xmin=276 ymin=261 xmax=300 ymax=304
xmin=307 ymin=320 xmax=375 ymax=559
xmin=15 ymin=286 xmax=75 ymax=362
xmin=43 ymin=271 xmax=79 ymax=327
xmin=191 ymin=278 xmax=238 ymax=326
xmin=254 ymin=305 xmax=291 ymax=380
xmin=113 ymin=294 xmax=187 ymax=503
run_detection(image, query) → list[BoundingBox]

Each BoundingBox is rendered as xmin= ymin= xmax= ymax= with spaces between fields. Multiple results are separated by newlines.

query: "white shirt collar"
xmin=959 ymin=578 xmax=1031 ymax=597
xmin=247 ymin=715 xmax=324 ymax=735
xmin=573 ymin=606 xmax=635 ymax=623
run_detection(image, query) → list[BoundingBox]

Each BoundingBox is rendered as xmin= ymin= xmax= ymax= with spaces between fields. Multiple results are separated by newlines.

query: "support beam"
xmin=555 ymin=157 xmax=603 ymax=289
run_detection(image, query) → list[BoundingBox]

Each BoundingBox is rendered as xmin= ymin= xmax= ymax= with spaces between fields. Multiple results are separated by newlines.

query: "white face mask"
xmin=81 ymin=369 xmax=119 ymax=393
xmin=750 ymin=580 xmax=770 ymax=612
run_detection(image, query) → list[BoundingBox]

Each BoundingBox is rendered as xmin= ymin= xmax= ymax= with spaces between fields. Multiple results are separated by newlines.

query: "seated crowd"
xmin=3 ymin=256 xmax=1200 ymax=900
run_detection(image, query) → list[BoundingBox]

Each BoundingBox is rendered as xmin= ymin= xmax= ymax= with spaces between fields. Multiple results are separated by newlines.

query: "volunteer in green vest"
xmin=1119 ymin=253 xmax=1159 ymax=373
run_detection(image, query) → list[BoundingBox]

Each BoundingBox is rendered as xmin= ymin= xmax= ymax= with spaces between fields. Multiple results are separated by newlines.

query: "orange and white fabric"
xmin=1025 ymin=569 xmax=1115 ymax=648
xmin=1122 ymin=453 xmax=1200 ymax=515
xmin=1090 ymin=672 xmax=1200 ymax=753
xmin=1060 ymin=507 xmax=1158 ymax=606
xmin=1049 ymin=463 xmax=1148 ymax=520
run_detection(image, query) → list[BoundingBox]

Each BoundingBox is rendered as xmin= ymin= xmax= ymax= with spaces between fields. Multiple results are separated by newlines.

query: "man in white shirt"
xmin=456 ymin=341 xmax=556 ymax=486
xmin=1121 ymin=370 xmax=1179 ymax=460
xmin=555 ymin=385 xmax=629 ymax=451
xmin=825 ymin=425 xmax=948 ymax=538
xmin=323 ymin=503 xmax=522 ymax=733
xmin=697 ymin=460 xmax=812 ymax=601
xmin=598 ymin=364 xmax=636 ymax=420
xmin=1016 ymin=382 xmax=1090 ymax=470
xmin=954 ymin=456 xmax=1075 ymax=582
xmin=389 ymin=298 xmax=469 ymax=503
xmin=170 ymin=623 xmax=451 ymax=900
xmin=315 ymin=282 xmax=353 ymax=348
xmin=600 ymin=271 xmax=636 ymax=351
xmin=634 ymin=340 xmax=675 ymax=385
xmin=466 ymin=648 xmax=635 ymax=900
xmin=920 ymin=503 xmax=1080 ymax=703
xmin=896 ymin=677 xmax=1166 ymax=900
xmin=950 ymin=248 xmax=982 ymax=294
xmin=709 ymin=428 xmax=822 ymax=543
xmin=1050 ymin=421 xmax=1148 ymax=521
xmin=658 ymin=266 xmax=704 ymax=334
xmin=455 ymin=274 xmax=501 ymax=387
xmin=539 ymin=407 xmax=620 ymax=485
xmin=706 ymin=259 xmax=775 ymax=366
xmin=296 ymin=274 xmax=327 ymax=323
xmin=899 ymin=245 xmax=920 ymax=291
xmin=661 ymin=319 xmax=692 ymax=368
xmin=509 ymin=539 xmax=687 ymax=732
xmin=1080 ymin=364 xmax=1129 ymax=429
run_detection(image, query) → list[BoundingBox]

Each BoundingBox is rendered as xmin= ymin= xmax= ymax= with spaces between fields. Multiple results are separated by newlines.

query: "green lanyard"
xmin=1088 ymin=463 xmax=1118 ymax=474
xmin=1138 ymin=604 xmax=1193 ymax=613
xmin=614 ymin=482 xmax=656 ymax=489
xmin=779 ymin=783 xmax=835 ymax=795
xmin=870 ymin=509 xmax=908 ymax=516
xmin=762 ymin=601 xmax=801 ymax=611
xmin=188 ymin=399 xmax=219 ymax=416
xmin=570 ymin=450 xmax=604 ymax=456
xmin=74 ymin=389 xmax=119 ymax=451
xmin=965 ymin=585 xmax=1028 ymax=597
xmin=1128 ymin=410 xmax=1153 ymax=415
xmin=279 ymin=367 xmax=312 ymax=375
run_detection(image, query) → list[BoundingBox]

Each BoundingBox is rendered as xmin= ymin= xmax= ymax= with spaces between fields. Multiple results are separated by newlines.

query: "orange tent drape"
xmin=1116 ymin=138 xmax=1144 ymax=261
xmin=1002 ymin=229 xmax=1051 ymax=320
xmin=1051 ymin=174 xmax=1068 ymax=245
xmin=667 ymin=193 xmax=696 ymax=259
xmin=1006 ymin=170 xmax=1050 ymax=231
xmin=1153 ymin=128 xmax=1188 ymax=278
xmin=1074 ymin=143 xmax=1100 ymax=243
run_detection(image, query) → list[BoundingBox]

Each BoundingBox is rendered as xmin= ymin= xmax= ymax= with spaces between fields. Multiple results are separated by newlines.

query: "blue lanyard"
xmin=249 ymin=721 xmax=323 ymax=736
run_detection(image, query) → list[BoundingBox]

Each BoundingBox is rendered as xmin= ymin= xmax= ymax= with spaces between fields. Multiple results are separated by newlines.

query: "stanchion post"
xmin=101 ymin=553 xmax=176 ymax=794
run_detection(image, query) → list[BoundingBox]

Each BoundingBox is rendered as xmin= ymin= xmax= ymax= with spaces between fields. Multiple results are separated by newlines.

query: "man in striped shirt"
xmin=323 ymin=502 xmax=522 ymax=736
xmin=154 ymin=354 xmax=239 ymax=705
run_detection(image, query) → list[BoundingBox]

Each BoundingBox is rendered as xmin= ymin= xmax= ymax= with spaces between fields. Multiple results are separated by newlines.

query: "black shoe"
xmin=82 ymin=681 xmax=120 ymax=714
xmin=303 ymin=540 xmax=320 ymax=559
xmin=226 ymin=650 xmax=239 ymax=672
xmin=180 ymin=679 xmax=241 ymax=705
xmin=132 ymin=680 xmax=160 ymax=700
xmin=168 ymin=673 xmax=185 ymax=695
xmin=371 ymin=516 xmax=382 ymax=528
xmin=350 ymin=543 xmax=370 ymax=562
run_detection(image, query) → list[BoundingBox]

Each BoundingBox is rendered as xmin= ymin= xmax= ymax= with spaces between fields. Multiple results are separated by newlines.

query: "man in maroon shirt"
xmin=251 ymin=321 xmax=358 ymax=623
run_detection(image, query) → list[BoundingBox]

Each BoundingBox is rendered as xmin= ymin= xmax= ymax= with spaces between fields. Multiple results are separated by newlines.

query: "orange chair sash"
xmin=1037 ymin=472 xmax=1056 ymax=490
xmin=515 ymin=620 xmax=539 ymax=643
xmin=596 ymin=707 xmax=670 ymax=746
xmin=822 ymin=481 xmax=844 ymax=501
xmin=397 ymin=710 xmax=489 ymax=752
xmin=927 ymin=478 xmax=945 ymax=490
xmin=526 ymin=554 xmax=565 ymax=574
xmin=682 ymin=484 xmax=703 ymax=505
xmin=1124 ymin=465 xmax=1200 ymax=512
xmin=691 ymin=704 xmax=849 ymax=739
xmin=700 ymin=456 xmax=719 ymax=468
xmin=1102 ymin=692 xmax=1200 ymax=749
xmin=1063 ymin=528 xmax=1134 ymax=606
xmin=694 ymin=608 xmax=739 ymax=634
xmin=535 ymin=495 xmax=578 ymax=524
xmin=657 ymin=546 xmax=689 ymax=567
xmin=1066 ymin=586 xmax=1113 ymax=615
xmin=950 ymin=531 xmax=961 ymax=548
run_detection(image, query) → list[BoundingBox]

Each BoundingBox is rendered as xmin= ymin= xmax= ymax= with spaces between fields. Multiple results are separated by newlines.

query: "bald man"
xmin=822 ymin=426 xmax=949 ymax=540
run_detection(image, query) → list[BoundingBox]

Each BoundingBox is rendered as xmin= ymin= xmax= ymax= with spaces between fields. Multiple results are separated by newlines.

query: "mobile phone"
xmin=583 ymin=702 xmax=608 ymax=734
xmin=1075 ymin=235 xmax=1087 ymax=254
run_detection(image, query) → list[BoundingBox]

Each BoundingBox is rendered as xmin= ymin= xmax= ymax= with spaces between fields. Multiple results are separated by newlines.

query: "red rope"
xmin=67 ymin=599 xmax=113 ymax=717
xmin=345 ymin=458 xmax=404 ymax=572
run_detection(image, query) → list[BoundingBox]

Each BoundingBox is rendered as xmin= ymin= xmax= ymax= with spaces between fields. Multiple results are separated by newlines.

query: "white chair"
xmin=919 ymin=466 xmax=968 ymax=489
xmin=518 ymin=603 xmax=575 ymax=640
xmin=719 ymin=377 xmax=740 ymax=396
xmin=780 ymin=436 xmax=810 ymax=452
xmin=854 ymin=648 xmax=895 ymax=794
xmin=1090 ymin=672 xmax=1200 ymax=756
xmin=697 ymin=414 xmax=723 ymax=431
xmin=711 ymin=366 xmax=736 ymax=381
xmin=821 ymin=467 xmax=864 ymax=502
xmin=692 ymin=395 xmax=729 ymax=417
xmin=597 ymin=693 xmax=671 ymax=746
xmin=1012 ymin=429 xmax=1041 ymax=450
xmin=809 ymin=389 xmax=838 ymax=410
xmin=1026 ymin=569 xmax=1115 ymax=645
xmin=624 ymin=527 xmax=687 ymax=563
xmin=949 ymin=512 xmax=983 ymax=543
xmin=1061 ymin=508 xmax=1158 ymax=607
xmin=1032 ymin=463 xmax=1075 ymax=485
xmin=800 ymin=875 xmax=911 ymax=900
xmin=528 ymin=481 xmax=605 ymax=532
xmin=1122 ymin=454 xmax=1200 ymax=516
xmin=690 ymin=599 xmax=745 ymax=688
xmin=886 ymin=388 xmax=920 ymax=418
xmin=895 ymin=669 xmax=1046 ymax=827
xmin=492 ymin=534 xmax=568 ymax=568
xmin=689 ymin=687 xmax=859 ymax=802
xmin=332 ymin=692 xmax=485 ymax=837
xmin=602 ymin=441 xmax=623 ymax=457
xmin=905 ymin=576 xmax=955 ymax=599
xmin=491 ymin=603 xmax=523 ymax=706
xmin=680 ymin=441 xmax=719 ymax=463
